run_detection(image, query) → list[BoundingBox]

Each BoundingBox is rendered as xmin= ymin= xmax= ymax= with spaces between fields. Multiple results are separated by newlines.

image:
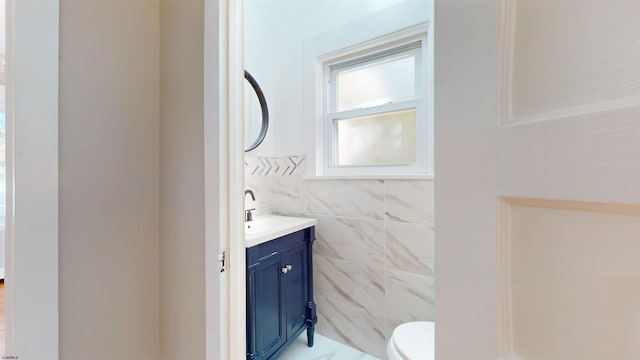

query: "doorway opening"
xmin=240 ymin=1 xmax=435 ymax=359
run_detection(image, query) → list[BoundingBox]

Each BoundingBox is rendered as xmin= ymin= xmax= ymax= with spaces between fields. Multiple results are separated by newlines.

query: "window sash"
xmin=327 ymin=99 xmax=419 ymax=121
xmin=318 ymin=30 xmax=429 ymax=176
xmin=332 ymin=111 xmax=418 ymax=167
xmin=328 ymin=45 xmax=423 ymax=115
xmin=328 ymin=40 xmax=422 ymax=74
xmin=326 ymin=102 xmax=420 ymax=169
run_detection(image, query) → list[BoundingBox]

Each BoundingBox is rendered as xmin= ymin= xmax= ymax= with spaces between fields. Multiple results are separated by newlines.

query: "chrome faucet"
xmin=245 ymin=189 xmax=256 ymax=222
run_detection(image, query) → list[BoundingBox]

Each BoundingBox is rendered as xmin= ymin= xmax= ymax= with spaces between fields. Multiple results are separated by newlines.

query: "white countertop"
xmin=245 ymin=214 xmax=317 ymax=248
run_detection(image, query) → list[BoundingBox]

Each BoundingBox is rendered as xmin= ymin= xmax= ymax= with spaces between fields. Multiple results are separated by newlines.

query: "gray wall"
xmin=60 ymin=0 xmax=211 ymax=360
xmin=59 ymin=0 xmax=160 ymax=359
xmin=58 ymin=0 xmax=215 ymax=358
xmin=159 ymin=0 xmax=206 ymax=358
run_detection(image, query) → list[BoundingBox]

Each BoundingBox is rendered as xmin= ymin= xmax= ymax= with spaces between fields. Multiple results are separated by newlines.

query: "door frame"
xmin=434 ymin=0 xmax=498 ymax=358
xmin=206 ymin=0 xmax=246 ymax=358
xmin=5 ymin=0 xmax=60 ymax=358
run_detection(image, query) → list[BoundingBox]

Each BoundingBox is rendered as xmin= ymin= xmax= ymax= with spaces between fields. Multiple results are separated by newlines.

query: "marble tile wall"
xmin=244 ymin=155 xmax=434 ymax=359
xmin=244 ymin=155 xmax=306 ymax=216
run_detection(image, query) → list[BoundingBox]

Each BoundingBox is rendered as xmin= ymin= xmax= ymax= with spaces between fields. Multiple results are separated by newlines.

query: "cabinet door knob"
xmin=281 ymin=264 xmax=293 ymax=274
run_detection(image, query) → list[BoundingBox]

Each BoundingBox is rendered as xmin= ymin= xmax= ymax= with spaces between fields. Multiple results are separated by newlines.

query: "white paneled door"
xmin=436 ymin=0 xmax=640 ymax=359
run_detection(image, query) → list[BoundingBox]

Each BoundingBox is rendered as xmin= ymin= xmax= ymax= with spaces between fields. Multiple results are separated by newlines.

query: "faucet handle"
xmin=245 ymin=208 xmax=255 ymax=222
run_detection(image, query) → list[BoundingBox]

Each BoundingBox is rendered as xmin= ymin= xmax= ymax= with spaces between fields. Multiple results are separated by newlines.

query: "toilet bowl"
xmin=387 ymin=321 xmax=434 ymax=360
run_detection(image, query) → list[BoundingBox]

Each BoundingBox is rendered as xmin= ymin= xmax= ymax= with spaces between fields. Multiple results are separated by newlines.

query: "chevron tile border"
xmin=245 ymin=155 xmax=306 ymax=177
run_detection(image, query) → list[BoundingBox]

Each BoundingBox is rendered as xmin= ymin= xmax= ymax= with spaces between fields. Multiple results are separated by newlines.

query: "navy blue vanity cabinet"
xmin=246 ymin=226 xmax=317 ymax=360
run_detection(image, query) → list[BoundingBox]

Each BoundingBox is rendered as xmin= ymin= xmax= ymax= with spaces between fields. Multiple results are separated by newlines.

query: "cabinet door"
xmin=280 ymin=245 xmax=308 ymax=340
xmin=249 ymin=253 xmax=285 ymax=359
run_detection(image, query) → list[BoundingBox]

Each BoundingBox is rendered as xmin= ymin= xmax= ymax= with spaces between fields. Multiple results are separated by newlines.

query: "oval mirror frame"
xmin=244 ymin=70 xmax=269 ymax=152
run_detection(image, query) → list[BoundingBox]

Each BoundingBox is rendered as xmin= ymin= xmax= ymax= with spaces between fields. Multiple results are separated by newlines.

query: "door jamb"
xmin=5 ymin=0 xmax=60 ymax=358
xmin=220 ymin=0 xmax=246 ymax=358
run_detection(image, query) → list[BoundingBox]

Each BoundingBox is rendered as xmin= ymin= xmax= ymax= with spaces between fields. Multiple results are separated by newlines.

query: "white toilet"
xmin=387 ymin=321 xmax=434 ymax=360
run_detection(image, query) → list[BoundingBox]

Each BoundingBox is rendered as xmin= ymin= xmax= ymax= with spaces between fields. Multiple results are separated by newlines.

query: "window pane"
xmin=337 ymin=55 xmax=415 ymax=111
xmin=336 ymin=109 xmax=416 ymax=166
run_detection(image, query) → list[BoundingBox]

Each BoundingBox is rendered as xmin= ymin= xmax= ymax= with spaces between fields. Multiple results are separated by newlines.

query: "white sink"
xmin=245 ymin=215 xmax=317 ymax=248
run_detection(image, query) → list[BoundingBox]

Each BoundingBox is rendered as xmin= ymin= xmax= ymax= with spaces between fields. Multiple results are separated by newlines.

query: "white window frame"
xmin=317 ymin=27 xmax=430 ymax=177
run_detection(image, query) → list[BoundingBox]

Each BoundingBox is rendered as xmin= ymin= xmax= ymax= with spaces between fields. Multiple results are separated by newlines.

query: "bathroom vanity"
xmin=245 ymin=215 xmax=317 ymax=360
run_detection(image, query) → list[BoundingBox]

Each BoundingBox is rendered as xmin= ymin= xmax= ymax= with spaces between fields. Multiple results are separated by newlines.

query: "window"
xmin=320 ymin=32 xmax=429 ymax=176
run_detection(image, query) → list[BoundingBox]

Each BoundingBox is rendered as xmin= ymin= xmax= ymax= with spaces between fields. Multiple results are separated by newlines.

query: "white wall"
xmin=244 ymin=0 xmax=417 ymax=158
xmin=59 ymin=0 xmax=160 ymax=359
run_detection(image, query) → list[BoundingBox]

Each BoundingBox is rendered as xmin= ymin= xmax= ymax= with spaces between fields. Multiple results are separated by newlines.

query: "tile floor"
xmin=279 ymin=332 xmax=381 ymax=360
